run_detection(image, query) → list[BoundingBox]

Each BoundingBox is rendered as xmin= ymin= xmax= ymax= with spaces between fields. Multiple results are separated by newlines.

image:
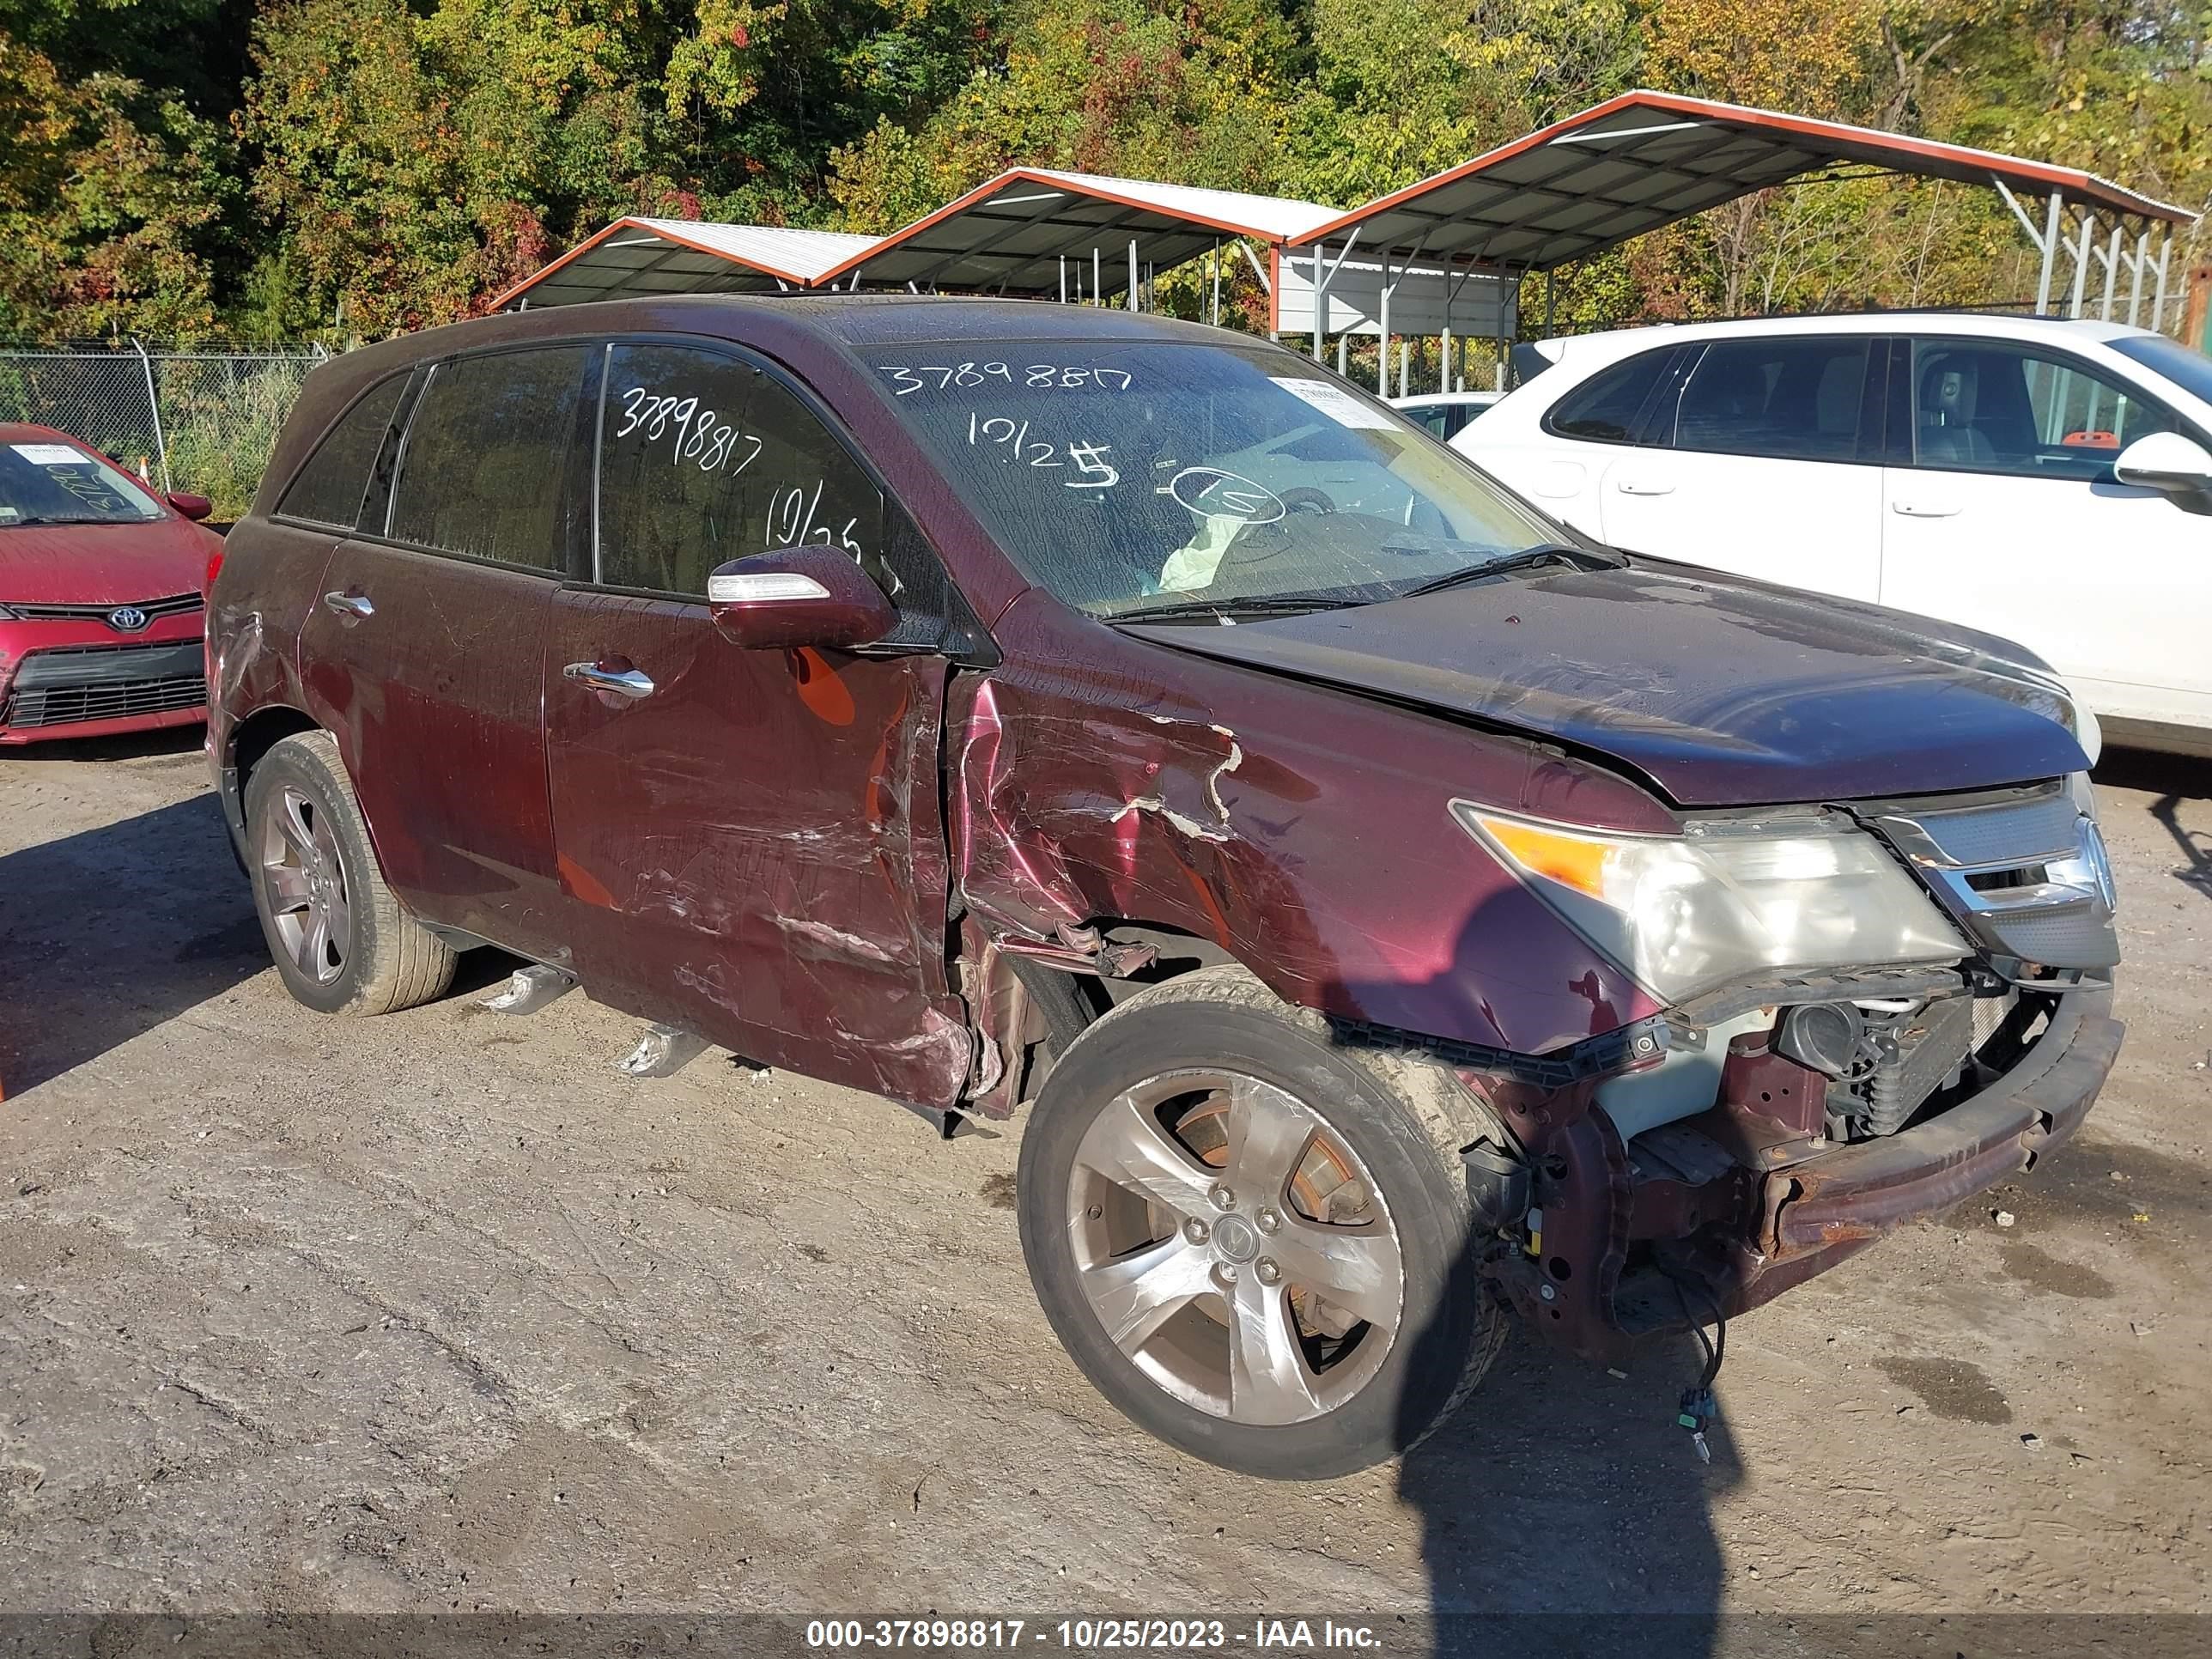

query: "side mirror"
xmin=707 ymin=545 xmax=896 ymax=651
xmin=2113 ymin=431 xmax=2212 ymax=499
xmin=167 ymin=492 xmax=214 ymax=521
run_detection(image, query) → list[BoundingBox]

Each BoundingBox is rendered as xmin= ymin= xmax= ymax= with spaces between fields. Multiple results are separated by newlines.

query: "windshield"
xmin=865 ymin=342 xmax=1564 ymax=618
xmin=0 ymin=441 xmax=164 ymax=527
xmin=2111 ymin=333 xmax=2212 ymax=413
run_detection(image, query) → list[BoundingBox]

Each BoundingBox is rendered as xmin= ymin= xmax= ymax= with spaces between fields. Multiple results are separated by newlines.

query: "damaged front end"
xmin=1448 ymin=776 xmax=2125 ymax=1363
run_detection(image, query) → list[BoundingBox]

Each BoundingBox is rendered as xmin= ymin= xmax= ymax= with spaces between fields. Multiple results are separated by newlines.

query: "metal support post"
xmin=2068 ymin=214 xmax=2095 ymax=317
xmin=1376 ymin=260 xmax=1391 ymax=398
xmin=133 ymin=337 xmax=171 ymax=494
xmin=2035 ymin=191 xmax=2063 ymax=315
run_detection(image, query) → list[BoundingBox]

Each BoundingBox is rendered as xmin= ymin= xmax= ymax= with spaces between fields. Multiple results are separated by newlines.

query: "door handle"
xmin=1614 ymin=478 xmax=1675 ymax=496
xmin=562 ymin=660 xmax=656 ymax=702
xmin=1890 ymin=499 xmax=1961 ymax=519
xmin=321 ymin=590 xmax=374 ymax=621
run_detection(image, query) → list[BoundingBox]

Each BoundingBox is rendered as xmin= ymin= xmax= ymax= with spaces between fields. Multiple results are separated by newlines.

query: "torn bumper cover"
xmin=1738 ymin=991 xmax=2122 ymax=1309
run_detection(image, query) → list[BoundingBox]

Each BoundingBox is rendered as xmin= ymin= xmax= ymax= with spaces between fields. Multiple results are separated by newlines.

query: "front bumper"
xmin=0 ymin=631 xmax=207 ymax=743
xmin=1481 ymin=988 xmax=2122 ymax=1358
xmin=1730 ymin=990 xmax=2120 ymax=1314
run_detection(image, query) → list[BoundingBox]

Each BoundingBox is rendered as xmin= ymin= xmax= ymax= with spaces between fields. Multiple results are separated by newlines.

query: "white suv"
xmin=1459 ymin=314 xmax=2212 ymax=756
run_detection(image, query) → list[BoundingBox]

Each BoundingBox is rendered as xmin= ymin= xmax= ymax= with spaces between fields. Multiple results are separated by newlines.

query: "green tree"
xmin=829 ymin=0 xmax=1297 ymax=229
xmin=0 ymin=32 xmax=233 ymax=337
xmin=240 ymin=0 xmax=668 ymax=331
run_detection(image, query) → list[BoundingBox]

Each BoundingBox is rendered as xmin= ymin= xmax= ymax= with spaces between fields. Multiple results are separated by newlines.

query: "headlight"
xmin=1453 ymin=803 xmax=1967 ymax=1006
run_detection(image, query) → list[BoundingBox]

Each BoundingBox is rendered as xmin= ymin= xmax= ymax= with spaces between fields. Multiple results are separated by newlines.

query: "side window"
xmin=276 ymin=374 xmax=408 ymax=528
xmin=1668 ymin=337 xmax=1870 ymax=462
xmin=596 ymin=343 xmax=891 ymax=599
xmin=387 ymin=346 xmax=592 ymax=574
xmin=1544 ymin=350 xmax=1676 ymax=444
xmin=1908 ymin=339 xmax=2182 ymax=482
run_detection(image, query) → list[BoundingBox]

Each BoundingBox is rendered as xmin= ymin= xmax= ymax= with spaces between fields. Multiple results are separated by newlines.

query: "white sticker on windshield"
xmin=11 ymin=443 xmax=88 ymax=465
xmin=1270 ymin=378 xmax=1396 ymax=430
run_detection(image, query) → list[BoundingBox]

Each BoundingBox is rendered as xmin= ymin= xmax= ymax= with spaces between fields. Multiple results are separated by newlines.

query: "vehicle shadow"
xmin=0 ymin=792 xmax=265 ymax=1095
xmin=2094 ymin=744 xmax=2212 ymax=899
xmin=1397 ymin=1299 xmax=1736 ymax=1656
xmin=1303 ymin=885 xmax=1731 ymax=1654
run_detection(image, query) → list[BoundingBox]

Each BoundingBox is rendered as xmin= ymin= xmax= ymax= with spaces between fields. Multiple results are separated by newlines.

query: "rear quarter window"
xmin=1542 ymin=349 xmax=1676 ymax=444
xmin=386 ymin=347 xmax=592 ymax=575
xmin=276 ymin=374 xmax=409 ymax=529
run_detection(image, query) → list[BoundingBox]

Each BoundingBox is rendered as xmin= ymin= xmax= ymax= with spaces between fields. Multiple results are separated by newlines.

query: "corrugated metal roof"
xmin=1019 ymin=171 xmax=1344 ymax=243
xmin=493 ymin=218 xmax=883 ymax=309
xmin=813 ymin=169 xmax=1342 ymax=295
xmin=1292 ymin=90 xmax=2196 ymax=270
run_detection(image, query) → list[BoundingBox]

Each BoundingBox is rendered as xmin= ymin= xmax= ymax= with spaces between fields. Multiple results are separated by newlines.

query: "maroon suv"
xmin=208 ymin=298 xmax=2122 ymax=1479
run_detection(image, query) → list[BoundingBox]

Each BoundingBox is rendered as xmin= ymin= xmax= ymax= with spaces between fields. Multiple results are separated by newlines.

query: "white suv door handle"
xmin=1614 ymin=478 xmax=1675 ymax=496
xmin=1890 ymin=499 xmax=1961 ymax=519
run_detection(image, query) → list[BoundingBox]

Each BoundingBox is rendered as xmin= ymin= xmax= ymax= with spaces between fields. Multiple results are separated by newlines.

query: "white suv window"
xmin=1905 ymin=337 xmax=2185 ymax=483
xmin=1541 ymin=348 xmax=1680 ymax=444
xmin=1667 ymin=337 xmax=1873 ymax=463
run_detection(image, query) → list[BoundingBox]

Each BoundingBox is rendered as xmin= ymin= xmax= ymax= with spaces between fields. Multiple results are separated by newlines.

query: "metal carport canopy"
xmin=811 ymin=168 xmax=1342 ymax=296
xmin=1291 ymin=89 xmax=2196 ymax=274
xmin=492 ymin=218 xmax=884 ymax=309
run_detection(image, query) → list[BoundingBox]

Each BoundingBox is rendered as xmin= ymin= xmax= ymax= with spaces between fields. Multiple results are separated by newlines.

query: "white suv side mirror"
xmin=2113 ymin=430 xmax=2212 ymax=499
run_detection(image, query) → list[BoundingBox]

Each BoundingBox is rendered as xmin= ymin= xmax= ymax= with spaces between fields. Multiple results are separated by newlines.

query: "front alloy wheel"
xmin=1018 ymin=965 xmax=1507 ymax=1480
xmin=1066 ymin=1070 xmax=1402 ymax=1426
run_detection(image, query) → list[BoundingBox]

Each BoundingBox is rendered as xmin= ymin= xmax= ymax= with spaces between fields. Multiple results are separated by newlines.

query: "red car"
xmin=0 ymin=423 xmax=219 ymax=745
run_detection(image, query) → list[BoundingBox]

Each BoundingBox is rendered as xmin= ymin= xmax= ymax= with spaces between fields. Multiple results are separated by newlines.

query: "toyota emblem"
xmin=106 ymin=605 xmax=149 ymax=633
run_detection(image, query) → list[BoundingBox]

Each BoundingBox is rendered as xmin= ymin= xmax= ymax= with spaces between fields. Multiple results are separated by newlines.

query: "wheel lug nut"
xmin=1209 ymin=1183 xmax=1236 ymax=1211
xmin=1255 ymin=1206 xmax=1279 ymax=1234
xmin=1255 ymin=1257 xmax=1280 ymax=1285
xmin=1182 ymin=1217 xmax=1210 ymax=1246
xmin=1212 ymin=1261 xmax=1237 ymax=1286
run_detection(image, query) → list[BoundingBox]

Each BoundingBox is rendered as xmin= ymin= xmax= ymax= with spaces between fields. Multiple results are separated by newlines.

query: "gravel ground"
xmin=1 ymin=729 xmax=2207 ymax=1628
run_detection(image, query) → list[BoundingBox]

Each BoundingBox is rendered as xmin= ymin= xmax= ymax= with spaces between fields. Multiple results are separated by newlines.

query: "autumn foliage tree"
xmin=0 ymin=0 xmax=2203 ymax=338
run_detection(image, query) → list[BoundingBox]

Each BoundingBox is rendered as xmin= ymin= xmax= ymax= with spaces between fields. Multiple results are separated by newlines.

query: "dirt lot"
xmin=2 ymin=730 xmax=2208 ymax=1629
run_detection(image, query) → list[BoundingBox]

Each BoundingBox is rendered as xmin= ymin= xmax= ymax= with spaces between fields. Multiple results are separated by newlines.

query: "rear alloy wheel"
xmin=1018 ymin=966 xmax=1508 ymax=1479
xmin=244 ymin=731 xmax=457 ymax=1016
xmin=261 ymin=782 xmax=352 ymax=988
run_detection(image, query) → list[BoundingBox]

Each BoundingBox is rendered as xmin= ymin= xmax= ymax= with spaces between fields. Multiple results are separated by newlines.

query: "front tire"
xmin=1016 ymin=966 xmax=1509 ymax=1479
xmin=244 ymin=731 xmax=456 ymax=1016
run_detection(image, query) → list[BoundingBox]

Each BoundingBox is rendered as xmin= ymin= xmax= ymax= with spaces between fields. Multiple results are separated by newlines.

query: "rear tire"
xmin=1016 ymin=965 xmax=1510 ymax=1479
xmin=244 ymin=731 xmax=456 ymax=1016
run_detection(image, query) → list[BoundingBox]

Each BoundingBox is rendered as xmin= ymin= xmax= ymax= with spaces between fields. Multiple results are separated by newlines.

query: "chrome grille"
xmin=1866 ymin=784 xmax=2118 ymax=972
xmin=1887 ymin=790 xmax=2079 ymax=866
xmin=3 ymin=592 xmax=202 ymax=625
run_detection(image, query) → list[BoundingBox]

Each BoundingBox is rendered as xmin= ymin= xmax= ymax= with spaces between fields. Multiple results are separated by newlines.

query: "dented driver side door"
xmin=542 ymin=340 xmax=971 ymax=1108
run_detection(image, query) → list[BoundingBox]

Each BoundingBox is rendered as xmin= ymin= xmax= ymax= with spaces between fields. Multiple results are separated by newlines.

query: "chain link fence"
xmin=0 ymin=343 xmax=330 ymax=520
